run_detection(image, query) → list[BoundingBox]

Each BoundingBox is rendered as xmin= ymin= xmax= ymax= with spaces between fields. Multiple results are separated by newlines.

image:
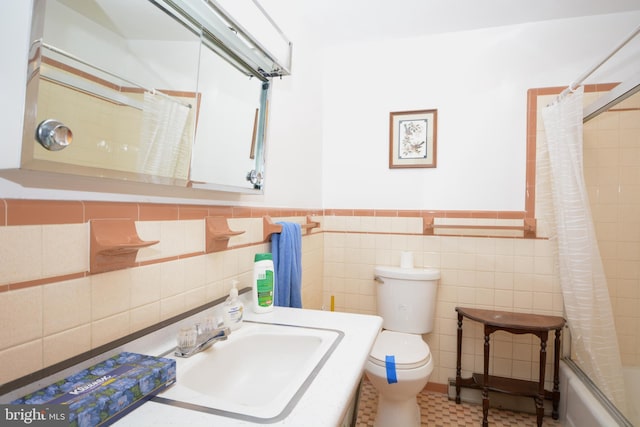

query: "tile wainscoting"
xmin=0 ymin=200 xmax=563 ymax=401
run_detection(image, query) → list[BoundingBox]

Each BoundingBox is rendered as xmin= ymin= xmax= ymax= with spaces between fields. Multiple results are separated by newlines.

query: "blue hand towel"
xmin=271 ymin=222 xmax=302 ymax=308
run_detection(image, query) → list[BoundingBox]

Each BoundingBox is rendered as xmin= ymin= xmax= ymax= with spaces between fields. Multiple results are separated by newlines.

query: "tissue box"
xmin=12 ymin=352 xmax=176 ymax=427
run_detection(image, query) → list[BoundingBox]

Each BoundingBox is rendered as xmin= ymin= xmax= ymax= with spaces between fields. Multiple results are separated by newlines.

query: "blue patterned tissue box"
xmin=12 ymin=352 xmax=176 ymax=427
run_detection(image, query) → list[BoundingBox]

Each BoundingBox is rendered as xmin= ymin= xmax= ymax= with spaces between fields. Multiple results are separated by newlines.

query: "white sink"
xmin=155 ymin=321 xmax=342 ymax=422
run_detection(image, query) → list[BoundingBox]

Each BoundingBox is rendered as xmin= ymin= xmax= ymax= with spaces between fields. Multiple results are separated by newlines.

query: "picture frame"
xmin=389 ymin=109 xmax=437 ymax=168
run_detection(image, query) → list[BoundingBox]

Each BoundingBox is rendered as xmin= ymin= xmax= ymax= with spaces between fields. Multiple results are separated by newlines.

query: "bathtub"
xmin=559 ymin=360 xmax=637 ymax=427
xmin=623 ymin=366 xmax=640 ymax=426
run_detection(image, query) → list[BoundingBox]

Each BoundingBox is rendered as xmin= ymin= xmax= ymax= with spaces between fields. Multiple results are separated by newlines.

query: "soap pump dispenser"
xmin=223 ymin=280 xmax=244 ymax=331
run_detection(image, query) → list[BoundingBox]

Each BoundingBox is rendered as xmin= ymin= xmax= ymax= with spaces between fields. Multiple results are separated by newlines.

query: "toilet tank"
xmin=374 ymin=266 xmax=440 ymax=334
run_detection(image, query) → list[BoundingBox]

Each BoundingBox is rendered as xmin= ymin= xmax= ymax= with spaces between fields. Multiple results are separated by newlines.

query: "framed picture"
xmin=389 ymin=109 xmax=437 ymax=168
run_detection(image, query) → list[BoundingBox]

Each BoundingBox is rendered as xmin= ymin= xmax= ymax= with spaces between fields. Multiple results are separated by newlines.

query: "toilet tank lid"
xmin=374 ymin=266 xmax=440 ymax=280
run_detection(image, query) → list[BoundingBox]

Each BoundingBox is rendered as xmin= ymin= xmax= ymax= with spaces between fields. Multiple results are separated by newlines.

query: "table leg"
xmin=456 ymin=312 xmax=463 ymax=404
xmin=536 ymin=332 xmax=548 ymax=427
xmin=482 ymin=328 xmax=490 ymax=427
xmin=552 ymin=328 xmax=561 ymax=419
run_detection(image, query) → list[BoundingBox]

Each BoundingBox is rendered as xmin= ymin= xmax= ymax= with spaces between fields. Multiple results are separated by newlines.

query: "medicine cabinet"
xmin=4 ymin=0 xmax=291 ymax=194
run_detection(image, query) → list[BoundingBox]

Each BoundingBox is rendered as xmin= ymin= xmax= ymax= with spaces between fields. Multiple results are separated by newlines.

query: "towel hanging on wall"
xmin=271 ymin=222 xmax=302 ymax=308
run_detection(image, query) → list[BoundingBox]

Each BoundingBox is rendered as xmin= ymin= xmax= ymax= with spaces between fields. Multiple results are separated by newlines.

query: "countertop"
xmin=113 ymin=303 xmax=382 ymax=426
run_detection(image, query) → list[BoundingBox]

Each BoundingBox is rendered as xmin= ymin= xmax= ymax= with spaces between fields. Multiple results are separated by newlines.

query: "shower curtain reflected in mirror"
xmin=138 ymin=91 xmax=192 ymax=180
xmin=539 ymin=86 xmax=628 ymax=416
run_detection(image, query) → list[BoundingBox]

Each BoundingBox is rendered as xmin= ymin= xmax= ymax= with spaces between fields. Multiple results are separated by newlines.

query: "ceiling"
xmin=57 ymin=0 xmax=640 ymax=44
xmin=57 ymin=0 xmax=196 ymax=40
xmin=259 ymin=0 xmax=640 ymax=44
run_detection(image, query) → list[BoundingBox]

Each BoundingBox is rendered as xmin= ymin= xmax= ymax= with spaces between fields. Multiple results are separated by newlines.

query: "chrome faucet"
xmin=175 ymin=323 xmax=230 ymax=358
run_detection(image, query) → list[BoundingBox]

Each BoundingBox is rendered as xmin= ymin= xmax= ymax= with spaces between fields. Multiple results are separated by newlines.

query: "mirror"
xmin=20 ymin=0 xmax=286 ymax=193
xmin=190 ymin=35 xmax=269 ymax=191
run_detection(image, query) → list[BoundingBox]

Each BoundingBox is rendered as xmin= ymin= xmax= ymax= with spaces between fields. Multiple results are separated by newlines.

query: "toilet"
xmin=364 ymin=265 xmax=440 ymax=427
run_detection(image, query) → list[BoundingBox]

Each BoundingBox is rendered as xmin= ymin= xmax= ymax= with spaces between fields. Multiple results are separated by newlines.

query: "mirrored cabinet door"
xmin=12 ymin=0 xmax=290 ymax=194
xmin=31 ymin=0 xmax=200 ymax=185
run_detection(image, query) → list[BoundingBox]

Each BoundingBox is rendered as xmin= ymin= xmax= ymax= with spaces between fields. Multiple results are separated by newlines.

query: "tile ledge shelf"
xmin=90 ymin=219 xmax=159 ymax=274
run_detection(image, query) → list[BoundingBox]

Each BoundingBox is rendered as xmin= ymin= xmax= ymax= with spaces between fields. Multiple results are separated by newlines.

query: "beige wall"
xmin=584 ymin=96 xmax=640 ymax=367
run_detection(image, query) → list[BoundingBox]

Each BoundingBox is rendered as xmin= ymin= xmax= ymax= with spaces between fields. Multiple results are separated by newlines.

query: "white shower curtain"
xmin=539 ymin=86 xmax=627 ymax=413
xmin=138 ymin=91 xmax=191 ymax=179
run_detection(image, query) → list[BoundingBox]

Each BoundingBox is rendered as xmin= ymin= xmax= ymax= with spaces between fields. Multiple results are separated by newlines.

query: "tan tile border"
xmin=0 ymin=199 xmax=5 ymax=226
xmin=324 ymin=209 xmax=526 ymax=219
xmin=83 ymin=201 xmax=139 ymax=222
xmin=5 ymin=200 xmax=84 ymax=225
xmin=0 ymin=201 xmax=323 ymax=226
xmin=0 ymin=202 xmax=529 ymax=226
xmin=6 ymin=273 xmax=87 ymax=291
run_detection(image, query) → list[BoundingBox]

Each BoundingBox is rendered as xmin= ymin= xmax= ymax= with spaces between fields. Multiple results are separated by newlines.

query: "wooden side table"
xmin=455 ymin=307 xmax=565 ymax=427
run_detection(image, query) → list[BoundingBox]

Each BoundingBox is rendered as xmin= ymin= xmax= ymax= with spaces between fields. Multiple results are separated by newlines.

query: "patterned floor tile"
xmin=356 ymin=379 xmax=562 ymax=427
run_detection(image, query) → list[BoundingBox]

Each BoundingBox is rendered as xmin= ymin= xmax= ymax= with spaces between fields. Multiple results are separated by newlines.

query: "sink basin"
xmin=153 ymin=321 xmax=342 ymax=422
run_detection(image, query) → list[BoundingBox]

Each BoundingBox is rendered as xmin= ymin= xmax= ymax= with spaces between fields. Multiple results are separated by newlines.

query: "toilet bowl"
xmin=365 ymin=330 xmax=433 ymax=427
xmin=365 ymin=265 xmax=440 ymax=427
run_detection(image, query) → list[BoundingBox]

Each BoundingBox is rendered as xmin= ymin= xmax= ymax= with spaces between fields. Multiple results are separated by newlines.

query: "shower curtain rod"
xmin=42 ymin=43 xmax=192 ymax=109
xmin=557 ymin=24 xmax=640 ymax=101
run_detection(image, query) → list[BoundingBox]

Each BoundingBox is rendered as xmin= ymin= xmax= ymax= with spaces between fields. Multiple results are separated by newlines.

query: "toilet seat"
xmin=368 ymin=330 xmax=431 ymax=370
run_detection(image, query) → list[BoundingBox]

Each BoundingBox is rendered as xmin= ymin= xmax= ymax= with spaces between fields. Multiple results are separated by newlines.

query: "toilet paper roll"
xmin=400 ymin=251 xmax=413 ymax=269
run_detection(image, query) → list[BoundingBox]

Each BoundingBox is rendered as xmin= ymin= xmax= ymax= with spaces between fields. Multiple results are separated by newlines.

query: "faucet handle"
xmin=177 ymin=326 xmax=197 ymax=352
xmin=202 ymin=316 xmax=218 ymax=336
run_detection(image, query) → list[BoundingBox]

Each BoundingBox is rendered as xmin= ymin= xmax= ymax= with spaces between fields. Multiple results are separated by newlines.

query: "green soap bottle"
xmin=252 ymin=253 xmax=274 ymax=313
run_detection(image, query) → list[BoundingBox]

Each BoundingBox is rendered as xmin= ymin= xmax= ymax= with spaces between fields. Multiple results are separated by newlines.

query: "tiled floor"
xmin=356 ymin=378 xmax=563 ymax=427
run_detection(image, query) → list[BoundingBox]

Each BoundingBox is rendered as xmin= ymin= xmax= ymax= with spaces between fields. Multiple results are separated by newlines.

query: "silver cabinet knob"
xmin=246 ymin=169 xmax=263 ymax=189
xmin=36 ymin=119 xmax=72 ymax=151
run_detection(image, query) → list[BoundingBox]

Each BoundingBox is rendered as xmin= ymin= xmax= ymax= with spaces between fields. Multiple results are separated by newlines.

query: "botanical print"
xmin=389 ymin=109 xmax=437 ymax=168
xmin=398 ymin=119 xmax=428 ymax=159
